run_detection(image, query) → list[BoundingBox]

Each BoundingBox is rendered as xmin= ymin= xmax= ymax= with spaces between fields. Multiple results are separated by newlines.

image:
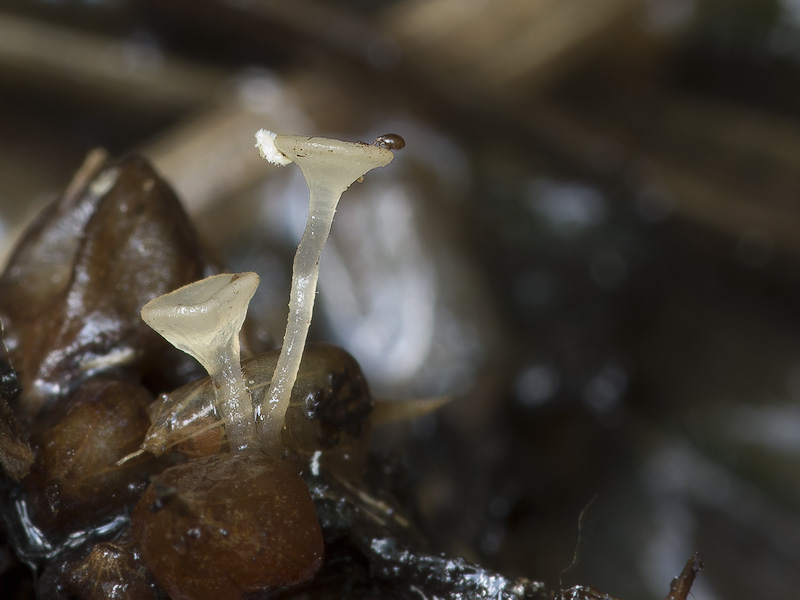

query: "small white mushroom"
xmin=255 ymin=130 xmax=398 ymax=452
xmin=140 ymin=272 xmax=260 ymax=451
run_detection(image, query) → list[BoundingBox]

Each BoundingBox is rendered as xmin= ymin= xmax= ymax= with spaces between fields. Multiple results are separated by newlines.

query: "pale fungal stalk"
xmin=140 ymin=272 xmax=260 ymax=451
xmin=255 ymin=130 xmax=398 ymax=452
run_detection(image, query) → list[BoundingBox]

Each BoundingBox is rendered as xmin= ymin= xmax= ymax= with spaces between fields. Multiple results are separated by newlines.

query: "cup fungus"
xmin=140 ymin=272 xmax=259 ymax=451
xmin=254 ymin=130 xmax=400 ymax=453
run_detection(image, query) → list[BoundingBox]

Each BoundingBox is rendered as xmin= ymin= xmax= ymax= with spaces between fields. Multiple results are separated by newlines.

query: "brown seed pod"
xmin=279 ymin=343 xmax=373 ymax=473
xmin=24 ymin=378 xmax=161 ymax=536
xmin=38 ymin=528 xmax=161 ymax=600
xmin=131 ymin=452 xmax=324 ymax=600
xmin=0 ymin=153 xmax=206 ymax=422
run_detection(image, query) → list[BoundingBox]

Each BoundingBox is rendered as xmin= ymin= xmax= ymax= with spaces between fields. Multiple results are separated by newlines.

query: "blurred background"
xmin=3 ymin=1 xmax=800 ymax=598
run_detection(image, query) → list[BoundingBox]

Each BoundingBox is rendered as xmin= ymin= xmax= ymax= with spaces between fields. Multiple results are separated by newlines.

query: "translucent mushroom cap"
xmin=140 ymin=272 xmax=260 ymax=374
xmin=255 ymin=131 xmax=394 ymax=196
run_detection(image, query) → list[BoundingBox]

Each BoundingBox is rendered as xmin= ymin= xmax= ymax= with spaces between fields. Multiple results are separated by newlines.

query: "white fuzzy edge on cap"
xmin=255 ymin=129 xmax=292 ymax=166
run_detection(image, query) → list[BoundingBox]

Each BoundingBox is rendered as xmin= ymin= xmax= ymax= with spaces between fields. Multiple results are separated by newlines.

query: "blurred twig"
xmin=522 ymin=96 xmax=800 ymax=255
xmin=382 ymin=0 xmax=642 ymax=97
xmin=0 ymin=11 xmax=223 ymax=111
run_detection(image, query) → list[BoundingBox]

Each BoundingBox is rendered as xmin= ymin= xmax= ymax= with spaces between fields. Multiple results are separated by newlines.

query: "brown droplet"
xmin=374 ymin=133 xmax=405 ymax=150
xmin=131 ymin=452 xmax=323 ymax=600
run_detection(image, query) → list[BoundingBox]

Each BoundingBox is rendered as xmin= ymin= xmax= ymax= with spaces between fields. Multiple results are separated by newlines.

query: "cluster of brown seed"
xmin=0 ymin=154 xmax=374 ymax=599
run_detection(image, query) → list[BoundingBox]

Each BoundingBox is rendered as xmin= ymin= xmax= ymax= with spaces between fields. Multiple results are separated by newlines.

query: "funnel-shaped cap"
xmin=256 ymin=131 xmax=394 ymax=197
xmin=141 ymin=273 xmax=259 ymax=374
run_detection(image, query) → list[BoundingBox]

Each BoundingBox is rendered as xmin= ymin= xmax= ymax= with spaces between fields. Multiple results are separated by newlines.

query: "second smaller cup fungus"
xmin=140 ymin=272 xmax=260 ymax=451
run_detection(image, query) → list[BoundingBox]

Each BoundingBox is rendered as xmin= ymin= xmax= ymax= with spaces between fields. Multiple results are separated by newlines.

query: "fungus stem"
xmin=255 ymin=131 xmax=396 ymax=453
xmin=212 ymin=341 xmax=254 ymax=448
